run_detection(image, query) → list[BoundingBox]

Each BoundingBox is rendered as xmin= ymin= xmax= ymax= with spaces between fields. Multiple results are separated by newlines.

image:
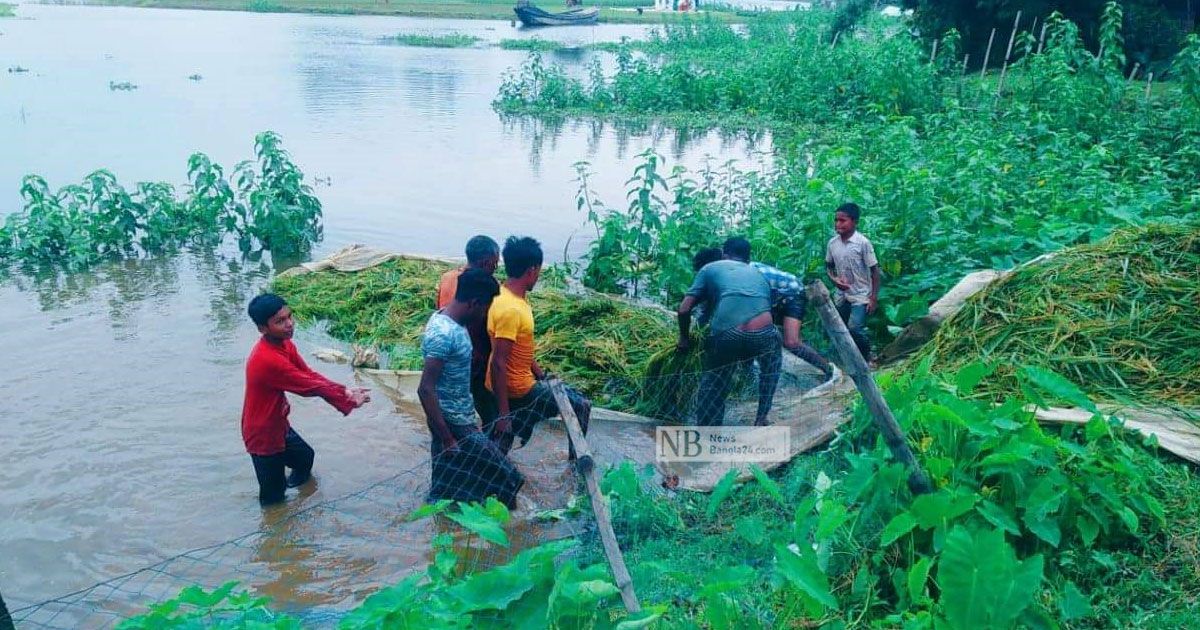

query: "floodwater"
xmin=0 ymin=2 xmax=770 ymax=621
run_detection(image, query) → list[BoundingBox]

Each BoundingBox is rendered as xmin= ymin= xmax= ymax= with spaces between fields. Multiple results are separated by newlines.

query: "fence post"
xmin=806 ymin=282 xmax=933 ymax=495
xmin=548 ymin=378 xmax=642 ymax=613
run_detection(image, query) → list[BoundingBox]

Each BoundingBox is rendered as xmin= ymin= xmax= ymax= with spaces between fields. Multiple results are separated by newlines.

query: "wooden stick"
xmin=996 ymin=11 xmax=1021 ymax=95
xmin=548 ymin=378 xmax=642 ymax=613
xmin=980 ymin=27 xmax=997 ymax=79
xmin=831 ymin=30 xmax=841 ymax=48
xmin=1127 ymin=62 xmax=1141 ymax=82
xmin=806 ymin=282 xmax=933 ymax=495
xmin=1029 ymin=16 xmax=1038 ymax=43
xmin=961 ymin=53 xmax=970 ymax=76
xmin=929 ymin=38 xmax=939 ymax=64
xmin=1145 ymin=72 xmax=1155 ymax=103
xmin=1036 ymin=22 xmax=1048 ymax=55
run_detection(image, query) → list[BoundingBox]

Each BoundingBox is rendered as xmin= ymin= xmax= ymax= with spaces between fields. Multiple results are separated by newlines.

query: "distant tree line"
xmin=899 ymin=1 xmax=1197 ymax=71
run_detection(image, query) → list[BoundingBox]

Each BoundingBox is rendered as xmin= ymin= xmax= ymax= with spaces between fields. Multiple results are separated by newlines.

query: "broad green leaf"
xmin=1025 ymin=515 xmax=1062 ymax=547
xmin=1119 ymin=507 xmax=1140 ymax=533
xmin=910 ymin=489 xmax=979 ymax=530
xmin=775 ymin=544 xmax=839 ymax=610
xmin=1019 ymin=366 xmax=1098 ymax=413
xmin=734 ymin=515 xmax=767 ymax=546
xmin=615 ymin=609 xmax=666 ymax=629
xmin=906 ymin=556 xmax=933 ymax=604
xmin=938 ymin=526 xmax=1044 ymax=630
xmin=447 ymin=563 xmax=537 ymax=611
xmin=750 ymin=465 xmax=785 ymax=505
xmin=881 ymin=512 xmax=918 ymax=546
xmin=954 ymin=362 xmax=994 ymax=395
xmin=707 ymin=468 xmax=741 ymax=518
xmin=407 ymin=499 xmax=452 ymax=521
xmin=446 ymin=502 xmax=509 ymax=547
xmin=975 ymin=501 xmax=1021 ymax=536
xmin=698 ymin=565 xmax=755 ymax=597
xmin=1077 ymin=515 xmax=1100 ymax=547
xmin=816 ymin=501 xmax=850 ymax=541
xmin=1059 ymin=581 xmax=1093 ymax=621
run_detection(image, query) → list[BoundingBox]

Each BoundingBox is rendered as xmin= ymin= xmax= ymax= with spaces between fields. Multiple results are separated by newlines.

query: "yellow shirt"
xmin=486 ymin=285 xmax=537 ymax=398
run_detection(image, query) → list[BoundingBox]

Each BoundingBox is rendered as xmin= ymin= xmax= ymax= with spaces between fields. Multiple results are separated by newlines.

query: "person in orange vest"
xmin=436 ymin=236 xmax=502 ymax=428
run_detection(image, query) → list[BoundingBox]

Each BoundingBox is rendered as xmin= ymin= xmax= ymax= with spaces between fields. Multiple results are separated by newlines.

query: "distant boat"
xmin=513 ymin=3 xmax=600 ymax=27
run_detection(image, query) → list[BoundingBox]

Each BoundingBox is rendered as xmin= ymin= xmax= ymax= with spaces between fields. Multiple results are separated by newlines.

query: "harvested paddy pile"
xmin=916 ymin=224 xmax=1200 ymax=407
xmin=272 ymin=257 xmax=677 ymax=411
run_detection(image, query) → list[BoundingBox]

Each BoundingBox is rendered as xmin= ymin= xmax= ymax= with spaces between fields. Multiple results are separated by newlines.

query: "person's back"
xmin=687 ymin=259 xmax=772 ymax=333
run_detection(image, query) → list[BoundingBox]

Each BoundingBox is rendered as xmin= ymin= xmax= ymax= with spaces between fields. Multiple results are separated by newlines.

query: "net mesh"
xmin=11 ymin=344 xmax=843 ymax=629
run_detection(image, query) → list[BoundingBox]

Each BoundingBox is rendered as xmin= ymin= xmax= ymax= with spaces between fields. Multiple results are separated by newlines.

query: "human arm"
xmin=417 ymin=357 xmax=457 ymax=453
xmin=265 ymin=346 xmax=368 ymax=415
xmin=490 ymin=338 xmax=515 ymax=433
xmin=677 ymin=295 xmax=697 ymax=352
xmin=531 ymin=359 xmax=546 ymax=381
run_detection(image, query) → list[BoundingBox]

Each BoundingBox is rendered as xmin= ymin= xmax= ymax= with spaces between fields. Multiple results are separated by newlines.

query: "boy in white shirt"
xmin=825 ymin=203 xmax=881 ymax=362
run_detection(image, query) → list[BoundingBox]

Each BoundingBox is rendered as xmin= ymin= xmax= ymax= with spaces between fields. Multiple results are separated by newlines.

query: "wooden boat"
xmin=514 ymin=3 xmax=600 ymax=27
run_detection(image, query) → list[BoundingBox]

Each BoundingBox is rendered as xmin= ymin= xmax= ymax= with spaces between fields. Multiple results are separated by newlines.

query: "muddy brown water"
xmin=1 ymin=4 xmax=773 ymax=622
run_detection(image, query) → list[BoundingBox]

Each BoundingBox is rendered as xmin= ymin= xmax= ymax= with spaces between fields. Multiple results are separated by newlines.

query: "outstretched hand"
xmin=347 ymin=387 xmax=371 ymax=408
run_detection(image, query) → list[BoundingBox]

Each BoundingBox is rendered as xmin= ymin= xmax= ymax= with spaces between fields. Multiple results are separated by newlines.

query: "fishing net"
xmin=10 ymin=342 xmax=852 ymax=629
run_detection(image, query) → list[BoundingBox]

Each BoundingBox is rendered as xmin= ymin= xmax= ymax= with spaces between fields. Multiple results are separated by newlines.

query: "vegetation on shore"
xmin=74 ymin=0 xmax=739 ymax=24
xmin=0 ymin=3 xmax=17 ymax=18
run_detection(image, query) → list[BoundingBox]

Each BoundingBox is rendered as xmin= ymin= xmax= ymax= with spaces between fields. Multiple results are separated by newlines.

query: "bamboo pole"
xmin=996 ymin=11 xmax=1022 ymax=96
xmin=980 ymin=27 xmax=997 ymax=79
xmin=1127 ymin=62 xmax=1141 ymax=82
xmin=1145 ymin=72 xmax=1155 ymax=103
xmin=548 ymin=378 xmax=641 ymax=613
xmin=1037 ymin=22 xmax=1048 ymax=55
xmin=806 ymin=282 xmax=933 ymax=495
xmin=929 ymin=38 xmax=939 ymax=64
xmin=961 ymin=53 xmax=970 ymax=76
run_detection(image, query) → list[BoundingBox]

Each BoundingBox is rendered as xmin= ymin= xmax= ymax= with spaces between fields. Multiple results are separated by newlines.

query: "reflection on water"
xmin=0 ymin=2 xmax=773 ymax=617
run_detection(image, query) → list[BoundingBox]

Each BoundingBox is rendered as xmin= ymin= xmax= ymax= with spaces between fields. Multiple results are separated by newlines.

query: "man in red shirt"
xmin=243 ymin=294 xmax=370 ymax=506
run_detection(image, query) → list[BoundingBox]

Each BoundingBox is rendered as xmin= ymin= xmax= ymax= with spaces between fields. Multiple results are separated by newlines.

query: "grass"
xmin=391 ymin=32 xmax=481 ymax=48
xmin=499 ymin=38 xmax=569 ymax=52
xmin=917 ymin=225 xmax=1200 ymax=408
xmin=270 ymin=257 xmax=679 ymax=411
xmin=75 ymin=0 xmax=742 ymax=24
xmin=0 ymin=3 xmax=16 ymax=18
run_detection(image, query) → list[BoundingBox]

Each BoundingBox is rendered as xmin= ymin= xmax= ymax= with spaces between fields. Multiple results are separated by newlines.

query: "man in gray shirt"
xmin=825 ymin=203 xmax=881 ymax=361
xmin=677 ymin=255 xmax=782 ymax=426
xmin=419 ymin=268 xmax=523 ymax=507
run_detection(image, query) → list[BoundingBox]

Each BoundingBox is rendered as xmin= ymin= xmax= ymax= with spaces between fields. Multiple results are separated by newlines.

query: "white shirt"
xmin=825 ymin=232 xmax=878 ymax=305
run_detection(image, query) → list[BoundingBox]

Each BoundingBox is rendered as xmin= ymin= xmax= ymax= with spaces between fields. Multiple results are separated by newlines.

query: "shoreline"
xmin=59 ymin=1 xmax=745 ymax=24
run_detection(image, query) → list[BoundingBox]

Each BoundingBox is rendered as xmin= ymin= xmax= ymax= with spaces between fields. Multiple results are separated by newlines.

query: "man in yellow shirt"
xmin=486 ymin=236 xmax=590 ymax=459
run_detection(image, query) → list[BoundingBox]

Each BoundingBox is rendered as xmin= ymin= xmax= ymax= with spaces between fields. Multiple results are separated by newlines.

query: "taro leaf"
xmin=1025 ymin=515 xmax=1062 ymax=547
xmin=975 ymin=501 xmax=1021 ymax=536
xmin=1059 ymin=581 xmax=1093 ymax=621
xmin=549 ymin=562 xmax=619 ymax=622
xmin=906 ymin=556 xmax=934 ymax=605
xmin=614 ymin=608 xmax=667 ymax=629
xmin=1077 ymin=515 xmax=1100 ymax=547
xmin=446 ymin=502 xmax=509 ymax=547
xmin=909 ymin=489 xmax=979 ymax=530
xmin=707 ymin=468 xmax=741 ymax=518
xmin=734 ymin=515 xmax=767 ymax=546
xmin=1020 ymin=366 xmax=1098 ymax=413
xmin=938 ymin=526 xmax=1044 ymax=630
xmin=482 ymin=496 xmax=511 ymax=524
xmin=815 ymin=500 xmax=850 ymax=541
xmin=750 ymin=465 xmax=785 ymax=505
xmin=446 ymin=563 xmax=536 ymax=612
xmin=881 ymin=511 xmax=918 ymax=546
xmin=178 ymin=581 xmax=237 ymax=607
xmin=698 ymin=565 xmax=755 ymax=597
xmin=955 ymin=361 xmax=994 ymax=395
xmin=1119 ymin=507 xmax=1140 ymax=534
xmin=775 ymin=544 xmax=839 ymax=610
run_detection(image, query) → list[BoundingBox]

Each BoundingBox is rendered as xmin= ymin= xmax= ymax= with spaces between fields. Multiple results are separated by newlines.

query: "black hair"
xmin=455 ymin=268 xmax=501 ymax=304
xmin=836 ymin=202 xmax=861 ymax=222
xmin=248 ymin=293 xmax=287 ymax=327
xmin=465 ymin=235 xmax=500 ymax=266
xmin=721 ymin=236 xmax=752 ymax=262
xmin=502 ymin=235 xmax=543 ymax=279
xmin=693 ymin=247 xmax=724 ymax=271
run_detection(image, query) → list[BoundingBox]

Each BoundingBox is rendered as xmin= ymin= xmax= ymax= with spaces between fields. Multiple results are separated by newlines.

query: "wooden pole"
xmin=1127 ymin=62 xmax=1141 ymax=82
xmin=996 ymin=11 xmax=1022 ymax=96
xmin=980 ymin=27 xmax=997 ymax=79
xmin=806 ymin=282 xmax=933 ymax=495
xmin=548 ymin=378 xmax=642 ymax=613
xmin=929 ymin=38 xmax=939 ymax=64
xmin=1036 ymin=22 xmax=1048 ymax=55
xmin=1145 ymin=72 xmax=1155 ymax=103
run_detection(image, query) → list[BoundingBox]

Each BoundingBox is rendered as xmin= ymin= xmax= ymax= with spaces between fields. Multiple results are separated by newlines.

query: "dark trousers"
xmin=430 ymin=421 xmax=525 ymax=509
xmin=471 ymin=374 xmax=498 ymax=428
xmin=836 ymin=301 xmax=871 ymax=362
xmin=485 ymin=380 xmax=590 ymax=459
xmin=697 ymin=326 xmax=782 ymax=426
xmin=250 ymin=428 xmax=314 ymax=506
xmin=0 ymin=589 xmax=14 ymax=630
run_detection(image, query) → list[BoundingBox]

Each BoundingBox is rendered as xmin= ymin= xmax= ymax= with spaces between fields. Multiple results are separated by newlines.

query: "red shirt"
xmin=241 ymin=337 xmax=355 ymax=456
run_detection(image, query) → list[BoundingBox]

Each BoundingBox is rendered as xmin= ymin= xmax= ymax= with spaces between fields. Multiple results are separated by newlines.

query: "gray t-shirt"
xmin=826 ymin=232 xmax=879 ymax=305
xmin=686 ymin=260 xmax=772 ymax=333
xmin=421 ymin=311 xmax=476 ymax=425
